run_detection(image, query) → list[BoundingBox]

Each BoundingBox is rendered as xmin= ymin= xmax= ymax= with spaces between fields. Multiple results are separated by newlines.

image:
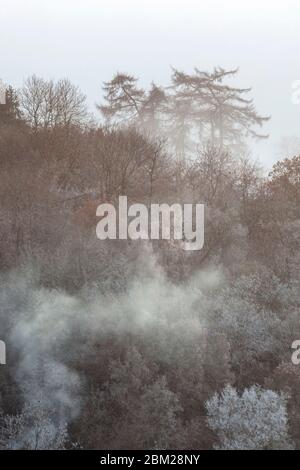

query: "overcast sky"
xmin=1 ymin=0 xmax=300 ymax=168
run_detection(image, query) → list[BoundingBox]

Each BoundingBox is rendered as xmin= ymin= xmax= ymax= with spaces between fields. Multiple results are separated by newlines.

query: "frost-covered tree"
xmin=205 ymin=385 xmax=294 ymax=449
xmin=0 ymin=400 xmax=68 ymax=450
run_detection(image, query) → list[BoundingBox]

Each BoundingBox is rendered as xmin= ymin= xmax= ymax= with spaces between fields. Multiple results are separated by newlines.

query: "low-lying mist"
xmin=0 ymin=248 xmax=224 ymax=447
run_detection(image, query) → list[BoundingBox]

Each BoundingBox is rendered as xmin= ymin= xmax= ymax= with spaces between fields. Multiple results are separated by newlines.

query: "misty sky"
xmin=1 ymin=0 xmax=300 ymax=168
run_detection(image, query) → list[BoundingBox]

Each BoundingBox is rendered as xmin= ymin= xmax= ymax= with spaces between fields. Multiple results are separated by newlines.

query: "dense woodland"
xmin=0 ymin=69 xmax=300 ymax=449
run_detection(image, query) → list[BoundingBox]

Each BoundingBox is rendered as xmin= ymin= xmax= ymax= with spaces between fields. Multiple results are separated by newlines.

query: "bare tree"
xmin=20 ymin=76 xmax=88 ymax=130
